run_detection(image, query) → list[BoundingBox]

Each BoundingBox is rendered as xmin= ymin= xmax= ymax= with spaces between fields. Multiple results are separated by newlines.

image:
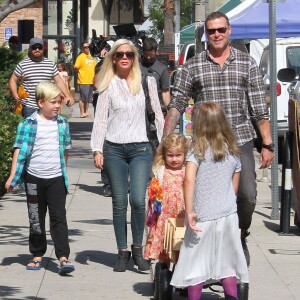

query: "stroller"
xmin=152 ymin=217 xmax=186 ymax=300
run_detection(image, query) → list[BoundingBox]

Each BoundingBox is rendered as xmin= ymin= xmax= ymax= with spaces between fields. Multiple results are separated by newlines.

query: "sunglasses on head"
xmin=206 ymin=27 xmax=228 ymax=35
xmin=114 ymin=51 xmax=134 ymax=59
xmin=32 ymin=45 xmax=43 ymax=50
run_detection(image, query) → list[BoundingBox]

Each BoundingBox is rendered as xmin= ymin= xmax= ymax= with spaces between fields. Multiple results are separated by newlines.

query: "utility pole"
xmin=174 ymin=0 xmax=180 ymax=61
xmin=195 ymin=0 xmax=206 ymax=27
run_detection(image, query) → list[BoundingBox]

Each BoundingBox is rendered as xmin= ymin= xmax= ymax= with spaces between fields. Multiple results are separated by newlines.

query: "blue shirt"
xmin=11 ymin=111 xmax=72 ymax=191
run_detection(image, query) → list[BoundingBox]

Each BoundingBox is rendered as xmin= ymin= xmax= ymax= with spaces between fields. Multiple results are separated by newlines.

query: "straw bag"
xmin=163 ymin=217 xmax=185 ymax=261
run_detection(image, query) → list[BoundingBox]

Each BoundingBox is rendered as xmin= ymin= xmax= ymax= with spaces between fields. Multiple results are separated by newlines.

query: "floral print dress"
xmin=144 ymin=167 xmax=185 ymax=261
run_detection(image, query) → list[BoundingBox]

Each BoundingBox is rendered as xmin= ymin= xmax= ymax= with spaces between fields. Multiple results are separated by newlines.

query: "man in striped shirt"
xmin=163 ymin=12 xmax=274 ymax=269
xmin=9 ymin=37 xmax=74 ymax=118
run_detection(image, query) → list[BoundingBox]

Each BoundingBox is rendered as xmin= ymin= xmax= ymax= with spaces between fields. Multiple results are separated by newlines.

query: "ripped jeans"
xmin=24 ymin=172 xmax=70 ymax=259
xmin=103 ymin=140 xmax=153 ymax=249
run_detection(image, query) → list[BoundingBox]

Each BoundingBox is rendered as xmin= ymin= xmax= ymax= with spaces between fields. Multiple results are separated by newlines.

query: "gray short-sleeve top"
xmin=187 ymin=148 xmax=241 ymax=222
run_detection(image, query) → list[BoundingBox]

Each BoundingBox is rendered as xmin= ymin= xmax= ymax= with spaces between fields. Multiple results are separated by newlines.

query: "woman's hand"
xmin=94 ymin=152 xmax=104 ymax=169
xmin=187 ymin=212 xmax=201 ymax=232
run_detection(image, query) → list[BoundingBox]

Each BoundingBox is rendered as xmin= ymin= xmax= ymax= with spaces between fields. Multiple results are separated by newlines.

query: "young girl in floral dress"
xmin=144 ymin=133 xmax=188 ymax=296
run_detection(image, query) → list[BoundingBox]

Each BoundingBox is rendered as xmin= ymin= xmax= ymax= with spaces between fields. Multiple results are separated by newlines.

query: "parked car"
xmin=170 ymin=42 xmax=195 ymax=90
xmin=259 ymin=37 xmax=300 ymax=137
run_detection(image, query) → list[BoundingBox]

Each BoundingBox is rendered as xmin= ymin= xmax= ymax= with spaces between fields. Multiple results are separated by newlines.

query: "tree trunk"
xmin=164 ymin=0 xmax=175 ymax=45
xmin=0 ymin=0 xmax=36 ymax=23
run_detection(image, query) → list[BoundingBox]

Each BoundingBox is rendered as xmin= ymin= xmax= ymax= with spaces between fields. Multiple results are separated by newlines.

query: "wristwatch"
xmin=262 ymin=143 xmax=275 ymax=152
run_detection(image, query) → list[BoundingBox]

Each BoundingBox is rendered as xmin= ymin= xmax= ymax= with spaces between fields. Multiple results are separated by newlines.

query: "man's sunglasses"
xmin=114 ymin=51 xmax=134 ymax=59
xmin=206 ymin=27 xmax=228 ymax=35
xmin=32 ymin=45 xmax=43 ymax=50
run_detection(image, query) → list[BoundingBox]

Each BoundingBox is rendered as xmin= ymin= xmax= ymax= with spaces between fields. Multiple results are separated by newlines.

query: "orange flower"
xmin=18 ymin=85 xmax=29 ymax=99
xmin=148 ymin=178 xmax=163 ymax=202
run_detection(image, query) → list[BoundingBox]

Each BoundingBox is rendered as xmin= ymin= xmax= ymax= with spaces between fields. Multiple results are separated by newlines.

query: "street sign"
xmin=4 ymin=27 xmax=13 ymax=40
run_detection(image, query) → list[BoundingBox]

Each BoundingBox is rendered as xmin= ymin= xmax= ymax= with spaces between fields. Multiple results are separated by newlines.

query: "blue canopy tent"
xmin=229 ymin=0 xmax=300 ymax=39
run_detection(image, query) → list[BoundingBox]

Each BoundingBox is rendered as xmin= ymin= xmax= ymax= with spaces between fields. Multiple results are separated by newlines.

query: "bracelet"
xmin=93 ymin=151 xmax=102 ymax=157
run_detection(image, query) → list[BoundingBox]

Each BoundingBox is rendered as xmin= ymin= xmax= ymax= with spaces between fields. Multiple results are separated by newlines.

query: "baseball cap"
xmin=30 ymin=37 xmax=43 ymax=47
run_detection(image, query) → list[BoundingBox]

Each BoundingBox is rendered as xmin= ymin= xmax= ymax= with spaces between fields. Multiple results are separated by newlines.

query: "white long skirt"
xmin=170 ymin=213 xmax=249 ymax=288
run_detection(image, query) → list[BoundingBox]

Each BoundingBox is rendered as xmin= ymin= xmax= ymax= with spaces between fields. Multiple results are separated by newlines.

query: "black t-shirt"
xmin=140 ymin=59 xmax=170 ymax=102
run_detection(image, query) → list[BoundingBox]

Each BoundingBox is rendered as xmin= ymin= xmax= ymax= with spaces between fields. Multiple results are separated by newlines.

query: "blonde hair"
xmin=94 ymin=39 xmax=141 ymax=94
xmin=191 ymin=102 xmax=240 ymax=161
xmin=35 ymin=81 xmax=62 ymax=103
xmin=153 ymin=133 xmax=189 ymax=168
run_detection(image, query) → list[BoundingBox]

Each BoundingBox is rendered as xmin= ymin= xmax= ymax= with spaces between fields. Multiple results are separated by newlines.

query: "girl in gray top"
xmin=171 ymin=102 xmax=248 ymax=300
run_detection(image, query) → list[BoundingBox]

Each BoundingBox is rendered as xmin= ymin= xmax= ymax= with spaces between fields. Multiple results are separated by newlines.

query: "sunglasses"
xmin=206 ymin=27 xmax=228 ymax=35
xmin=114 ymin=51 xmax=134 ymax=59
xmin=83 ymin=46 xmax=90 ymax=49
xmin=32 ymin=45 xmax=43 ymax=50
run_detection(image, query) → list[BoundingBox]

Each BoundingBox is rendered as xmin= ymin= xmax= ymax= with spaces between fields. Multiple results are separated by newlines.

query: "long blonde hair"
xmin=94 ymin=39 xmax=141 ymax=94
xmin=153 ymin=133 xmax=189 ymax=168
xmin=192 ymin=102 xmax=240 ymax=161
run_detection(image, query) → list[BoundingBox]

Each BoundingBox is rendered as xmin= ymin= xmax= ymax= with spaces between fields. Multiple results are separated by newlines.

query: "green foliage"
xmin=0 ymin=45 xmax=25 ymax=197
xmin=148 ymin=0 xmax=165 ymax=42
xmin=147 ymin=0 xmax=194 ymax=42
xmin=0 ymin=112 xmax=23 ymax=197
xmin=0 ymin=45 xmax=26 ymax=113
xmin=180 ymin=0 xmax=193 ymax=29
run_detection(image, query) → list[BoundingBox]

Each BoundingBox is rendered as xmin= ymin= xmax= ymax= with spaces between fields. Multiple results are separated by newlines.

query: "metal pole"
xmin=269 ymin=0 xmax=279 ymax=220
xmin=174 ymin=0 xmax=180 ymax=62
xmin=280 ymin=132 xmax=292 ymax=233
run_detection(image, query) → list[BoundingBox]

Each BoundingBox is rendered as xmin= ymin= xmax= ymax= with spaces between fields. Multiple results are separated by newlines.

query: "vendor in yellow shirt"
xmin=74 ymin=41 xmax=96 ymax=118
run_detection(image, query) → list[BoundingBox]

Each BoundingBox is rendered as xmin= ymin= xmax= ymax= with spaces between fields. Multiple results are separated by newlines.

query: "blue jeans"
xmin=237 ymin=140 xmax=257 ymax=232
xmin=103 ymin=140 xmax=153 ymax=249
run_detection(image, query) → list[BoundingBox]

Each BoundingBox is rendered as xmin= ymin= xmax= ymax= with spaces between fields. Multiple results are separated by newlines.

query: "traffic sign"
xmin=4 ymin=28 xmax=13 ymax=40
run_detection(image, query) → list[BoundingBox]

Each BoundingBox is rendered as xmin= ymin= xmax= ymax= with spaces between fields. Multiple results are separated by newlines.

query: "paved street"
xmin=0 ymin=102 xmax=300 ymax=299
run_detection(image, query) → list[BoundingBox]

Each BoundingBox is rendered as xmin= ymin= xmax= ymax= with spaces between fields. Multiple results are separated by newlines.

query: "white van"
xmin=259 ymin=37 xmax=300 ymax=137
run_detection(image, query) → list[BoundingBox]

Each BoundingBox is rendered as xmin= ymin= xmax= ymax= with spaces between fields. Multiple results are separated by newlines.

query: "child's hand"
xmin=5 ymin=177 xmax=14 ymax=192
xmin=187 ymin=212 xmax=201 ymax=232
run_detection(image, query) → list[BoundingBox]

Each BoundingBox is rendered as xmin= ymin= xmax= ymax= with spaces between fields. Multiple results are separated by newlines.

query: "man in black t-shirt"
xmin=140 ymin=38 xmax=171 ymax=116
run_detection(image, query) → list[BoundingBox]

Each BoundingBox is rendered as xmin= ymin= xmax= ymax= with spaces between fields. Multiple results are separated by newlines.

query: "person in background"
xmin=91 ymin=39 xmax=164 ymax=272
xmin=8 ymin=35 xmax=19 ymax=51
xmin=9 ymin=37 xmax=73 ymax=118
xmin=5 ymin=81 xmax=74 ymax=275
xmin=170 ymin=102 xmax=249 ymax=300
xmin=162 ymin=11 xmax=274 ymax=273
xmin=74 ymin=41 xmax=96 ymax=118
xmin=57 ymin=61 xmax=69 ymax=114
xmin=140 ymin=37 xmax=171 ymax=117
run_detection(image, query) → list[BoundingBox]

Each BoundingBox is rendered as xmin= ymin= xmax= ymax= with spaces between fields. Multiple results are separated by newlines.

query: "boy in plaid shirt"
xmin=5 ymin=81 xmax=74 ymax=275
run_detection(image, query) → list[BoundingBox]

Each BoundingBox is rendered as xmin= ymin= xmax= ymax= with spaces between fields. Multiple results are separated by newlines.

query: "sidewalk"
xmin=0 ymin=102 xmax=300 ymax=300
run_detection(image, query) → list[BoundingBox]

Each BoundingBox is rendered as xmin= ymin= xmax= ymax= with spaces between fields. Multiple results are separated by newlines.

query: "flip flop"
xmin=58 ymin=260 xmax=75 ymax=275
xmin=80 ymin=115 xmax=87 ymax=118
xmin=26 ymin=259 xmax=42 ymax=271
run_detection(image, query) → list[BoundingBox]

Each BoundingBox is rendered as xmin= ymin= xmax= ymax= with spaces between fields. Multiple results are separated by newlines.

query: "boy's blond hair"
xmin=35 ymin=81 xmax=62 ymax=104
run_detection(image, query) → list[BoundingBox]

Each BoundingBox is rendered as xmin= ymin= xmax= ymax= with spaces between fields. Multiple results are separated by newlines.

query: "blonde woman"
xmin=91 ymin=39 xmax=164 ymax=272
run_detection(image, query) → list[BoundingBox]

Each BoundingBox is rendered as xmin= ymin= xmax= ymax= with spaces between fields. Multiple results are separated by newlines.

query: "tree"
xmin=147 ymin=0 xmax=193 ymax=43
xmin=0 ymin=0 xmax=36 ymax=23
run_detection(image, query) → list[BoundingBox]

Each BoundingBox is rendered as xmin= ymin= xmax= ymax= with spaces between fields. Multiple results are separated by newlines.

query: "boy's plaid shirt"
xmin=11 ymin=111 xmax=72 ymax=191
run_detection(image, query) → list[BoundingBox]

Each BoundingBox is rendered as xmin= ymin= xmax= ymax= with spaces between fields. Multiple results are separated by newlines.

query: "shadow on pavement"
xmin=0 ymin=285 xmax=47 ymax=300
xmin=0 ymin=225 xmax=28 ymax=246
xmin=72 ymin=218 xmax=113 ymax=225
